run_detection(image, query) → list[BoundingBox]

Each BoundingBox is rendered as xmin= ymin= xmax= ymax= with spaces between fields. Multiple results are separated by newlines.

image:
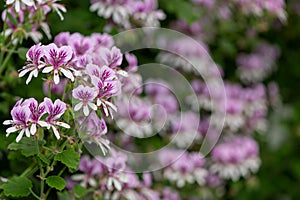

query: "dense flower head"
xmin=2 ymin=0 xmax=66 ymax=43
xmin=159 ymin=149 xmax=207 ymax=187
xmin=170 ymin=112 xmax=201 ymax=148
xmin=237 ymin=42 xmax=280 ymax=83
xmin=115 ymin=97 xmax=154 ymax=137
xmin=211 ymin=136 xmax=260 ymax=181
xmin=190 ymin=80 xmax=268 ymax=133
xmin=89 ymin=0 xmax=165 ymax=28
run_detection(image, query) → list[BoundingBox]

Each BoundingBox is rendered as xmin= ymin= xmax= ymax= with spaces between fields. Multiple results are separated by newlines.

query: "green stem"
xmin=62 ymin=81 xmax=69 ymax=101
xmin=30 ymin=188 xmax=41 ymax=200
xmin=0 ymin=44 xmax=17 ymax=76
xmin=0 ymin=10 xmax=8 ymax=66
xmin=43 ymin=166 xmax=67 ymax=200
xmin=20 ymin=163 xmax=39 ymax=178
xmin=36 ymin=138 xmax=45 ymax=199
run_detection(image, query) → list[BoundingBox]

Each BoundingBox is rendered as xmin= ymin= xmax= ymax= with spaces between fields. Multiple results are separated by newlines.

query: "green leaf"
xmin=0 ymin=177 xmax=32 ymax=197
xmin=74 ymin=185 xmax=88 ymax=197
xmin=162 ymin=0 xmax=200 ymax=24
xmin=54 ymin=149 xmax=80 ymax=169
xmin=6 ymin=12 xmax=18 ymax=27
xmin=57 ymin=191 xmax=70 ymax=200
xmin=8 ymin=138 xmax=45 ymax=157
xmin=17 ymin=47 xmax=29 ymax=60
xmin=38 ymin=153 xmax=50 ymax=165
xmin=46 ymin=176 xmax=66 ymax=191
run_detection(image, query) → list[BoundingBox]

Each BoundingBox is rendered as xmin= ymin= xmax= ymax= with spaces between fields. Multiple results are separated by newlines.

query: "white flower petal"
xmin=25 ymin=70 xmax=36 ymax=85
xmin=38 ymin=121 xmax=49 ymax=128
xmin=97 ymin=98 xmax=102 ymax=106
xmin=71 ymin=174 xmax=85 ymax=181
xmin=3 ymin=120 xmax=13 ymax=125
xmin=113 ymin=179 xmax=122 ymax=191
xmin=74 ymin=102 xmax=83 ymax=111
xmin=104 ymin=101 xmax=117 ymax=112
xmin=19 ymin=67 xmax=33 ymax=77
xmin=30 ymin=123 xmax=37 ymax=135
xmin=25 ymin=128 xmax=30 ymax=137
xmin=6 ymin=126 xmax=18 ymax=134
xmin=56 ymin=121 xmax=70 ymax=129
xmin=88 ymin=179 xmax=97 ymax=187
xmin=88 ymin=103 xmax=97 ymax=111
xmin=53 ymin=70 xmax=60 ymax=84
xmin=60 ymin=68 xmax=74 ymax=82
xmin=116 ymin=70 xmax=128 ymax=77
xmin=102 ymin=104 xmax=109 ymax=117
xmin=51 ymin=125 xmax=60 ymax=139
xmin=16 ymin=129 xmax=25 ymax=142
xmin=42 ymin=66 xmax=54 ymax=73
xmin=83 ymin=105 xmax=90 ymax=116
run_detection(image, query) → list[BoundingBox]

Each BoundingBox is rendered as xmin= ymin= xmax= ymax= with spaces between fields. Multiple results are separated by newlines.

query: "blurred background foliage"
xmin=1 ymin=0 xmax=300 ymax=199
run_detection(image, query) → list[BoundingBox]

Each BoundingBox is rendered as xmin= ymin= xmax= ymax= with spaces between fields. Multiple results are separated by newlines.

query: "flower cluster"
xmin=90 ymin=0 xmax=166 ymax=28
xmin=3 ymin=97 xmax=69 ymax=142
xmin=2 ymin=0 xmax=66 ymax=43
xmin=159 ymin=150 xmax=208 ymax=188
xmin=190 ymin=0 xmax=286 ymax=21
xmin=211 ymin=136 xmax=261 ymax=181
xmin=191 ymin=80 xmax=268 ymax=133
xmin=69 ymin=152 xmax=160 ymax=199
xmin=237 ymin=42 xmax=280 ymax=83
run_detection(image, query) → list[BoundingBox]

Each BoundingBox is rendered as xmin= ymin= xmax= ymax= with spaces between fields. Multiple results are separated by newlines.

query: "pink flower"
xmin=68 ymin=33 xmax=93 ymax=56
xmin=100 ymin=46 xmax=123 ymax=69
xmin=85 ymin=64 xmax=116 ymax=81
xmin=25 ymin=98 xmax=48 ymax=134
xmin=42 ymin=43 xmax=76 ymax=84
xmin=72 ymin=85 xmax=98 ymax=116
xmin=81 ymin=111 xmax=110 ymax=155
xmin=3 ymin=99 xmax=31 ymax=142
xmin=43 ymin=97 xmax=70 ymax=139
xmin=86 ymin=64 xmax=121 ymax=117
xmin=19 ymin=44 xmax=46 ymax=84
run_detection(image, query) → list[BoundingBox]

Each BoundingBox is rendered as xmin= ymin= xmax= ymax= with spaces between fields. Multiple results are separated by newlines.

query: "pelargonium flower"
xmin=236 ymin=43 xmax=280 ymax=83
xmin=90 ymin=33 xmax=114 ymax=49
xmin=100 ymin=46 xmax=123 ymax=69
xmin=90 ymin=0 xmax=132 ymax=28
xmin=210 ymin=136 xmax=261 ymax=181
xmin=171 ymin=112 xmax=201 ymax=148
xmin=25 ymin=98 xmax=48 ymax=134
xmin=104 ymin=151 xmax=128 ymax=191
xmin=42 ymin=43 xmax=76 ymax=84
xmin=88 ymin=71 xmax=121 ymax=117
xmin=132 ymin=0 xmax=166 ymax=27
xmin=19 ymin=44 xmax=46 ymax=84
xmin=159 ymin=149 xmax=208 ymax=187
xmin=68 ymin=33 xmax=93 ymax=56
xmin=85 ymin=63 xmax=116 ymax=81
xmin=43 ymin=97 xmax=70 ymax=139
xmin=81 ymin=111 xmax=110 ymax=155
xmin=115 ymin=97 xmax=153 ymax=138
xmin=71 ymin=155 xmax=103 ymax=187
xmin=3 ymin=99 xmax=32 ymax=142
xmin=72 ymin=85 xmax=98 ymax=116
